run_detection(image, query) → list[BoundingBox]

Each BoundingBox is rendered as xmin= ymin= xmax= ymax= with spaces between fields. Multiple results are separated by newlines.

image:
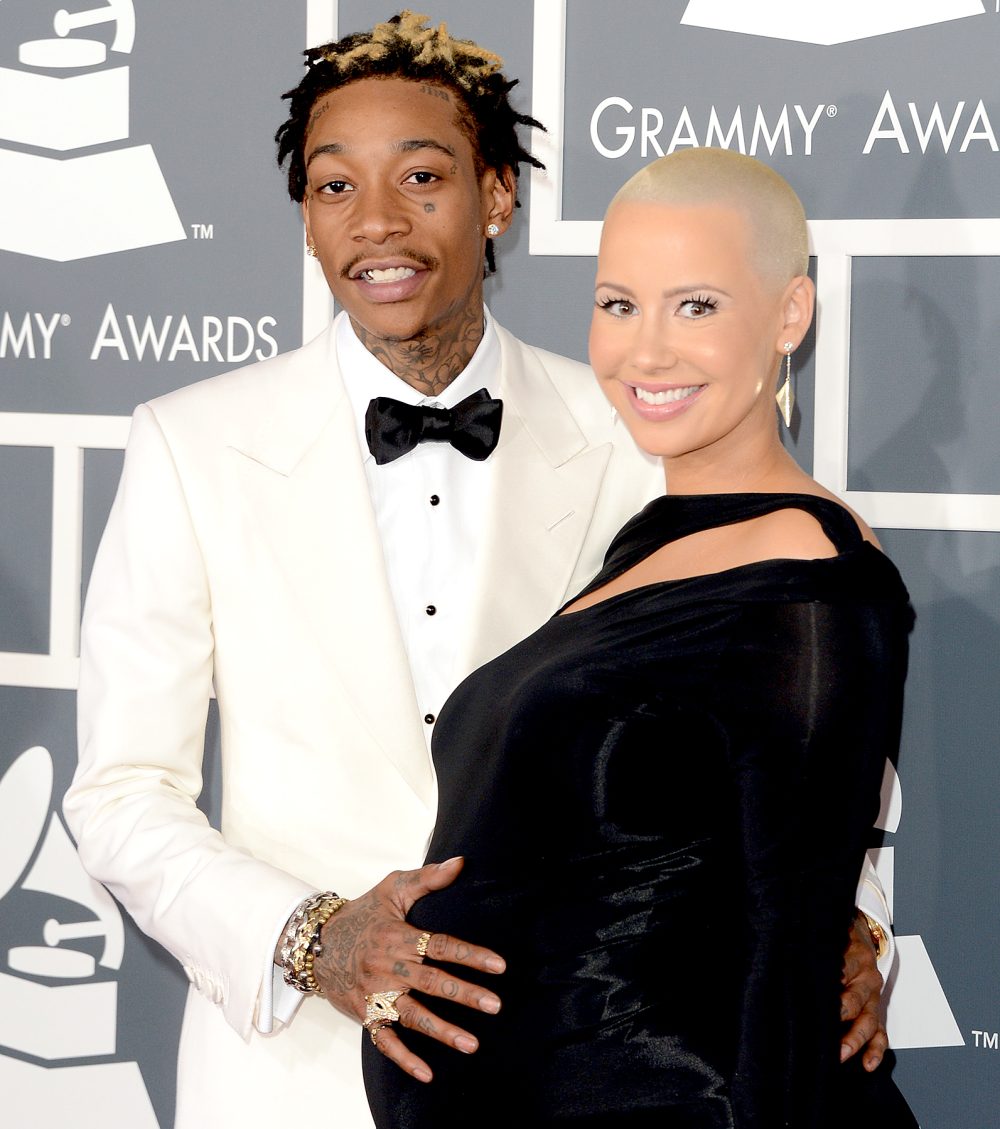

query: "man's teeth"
xmin=361 ymin=266 xmax=416 ymax=282
xmin=634 ymin=385 xmax=701 ymax=405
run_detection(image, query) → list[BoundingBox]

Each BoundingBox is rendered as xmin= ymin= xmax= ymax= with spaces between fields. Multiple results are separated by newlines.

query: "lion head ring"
xmin=363 ymin=989 xmax=408 ymax=1046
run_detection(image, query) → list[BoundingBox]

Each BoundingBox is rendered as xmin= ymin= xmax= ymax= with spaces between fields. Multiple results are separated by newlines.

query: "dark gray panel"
xmin=849 ymin=257 xmax=1000 ymax=494
xmin=82 ymin=449 xmax=125 ymax=605
xmin=0 ymin=447 xmax=51 ymax=654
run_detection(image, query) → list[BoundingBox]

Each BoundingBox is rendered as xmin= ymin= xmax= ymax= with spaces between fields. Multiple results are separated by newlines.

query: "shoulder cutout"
xmin=737 ymin=507 xmax=839 ymax=563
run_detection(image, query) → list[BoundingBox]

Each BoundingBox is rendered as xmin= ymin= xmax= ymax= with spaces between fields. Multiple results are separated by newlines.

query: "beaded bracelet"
xmin=279 ymin=891 xmax=349 ymax=994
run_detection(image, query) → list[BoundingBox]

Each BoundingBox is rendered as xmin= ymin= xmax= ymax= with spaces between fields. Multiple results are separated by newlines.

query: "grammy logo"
xmin=0 ymin=0 xmax=186 ymax=261
xmin=680 ymin=0 xmax=986 ymax=45
xmin=0 ymin=746 xmax=158 ymax=1127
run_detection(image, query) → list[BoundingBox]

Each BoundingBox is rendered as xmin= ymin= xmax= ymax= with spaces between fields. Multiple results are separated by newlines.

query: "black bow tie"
xmin=365 ymin=388 xmax=503 ymax=466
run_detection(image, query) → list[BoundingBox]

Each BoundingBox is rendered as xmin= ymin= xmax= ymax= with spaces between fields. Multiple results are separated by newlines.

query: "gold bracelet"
xmin=860 ymin=911 xmax=889 ymax=962
xmin=279 ymin=891 xmax=349 ymax=994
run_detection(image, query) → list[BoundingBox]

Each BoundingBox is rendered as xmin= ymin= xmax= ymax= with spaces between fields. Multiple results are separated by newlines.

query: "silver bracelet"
xmin=278 ymin=891 xmax=349 ymax=994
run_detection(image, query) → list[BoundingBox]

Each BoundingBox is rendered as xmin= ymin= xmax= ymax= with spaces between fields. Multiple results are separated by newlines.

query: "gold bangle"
xmin=860 ymin=911 xmax=889 ymax=962
xmin=279 ymin=891 xmax=349 ymax=994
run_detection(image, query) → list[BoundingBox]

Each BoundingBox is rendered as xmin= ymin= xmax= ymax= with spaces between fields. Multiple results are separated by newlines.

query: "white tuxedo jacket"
xmin=65 ymin=316 xmax=666 ymax=1127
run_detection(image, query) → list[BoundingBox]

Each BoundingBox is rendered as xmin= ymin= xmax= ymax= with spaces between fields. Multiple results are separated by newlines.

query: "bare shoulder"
xmin=802 ymin=484 xmax=882 ymax=550
xmin=731 ymin=483 xmax=880 ymax=563
xmin=739 ymin=507 xmax=839 ymax=562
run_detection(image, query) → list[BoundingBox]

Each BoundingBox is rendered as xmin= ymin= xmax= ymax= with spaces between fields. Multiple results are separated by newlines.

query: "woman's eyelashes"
xmin=677 ymin=295 xmax=718 ymax=318
xmin=595 ymin=293 xmax=719 ymax=318
xmin=595 ymin=296 xmax=636 ymax=317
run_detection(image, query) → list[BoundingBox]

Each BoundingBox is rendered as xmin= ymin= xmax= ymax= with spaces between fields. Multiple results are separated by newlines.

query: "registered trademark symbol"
xmin=827 ymin=105 xmax=838 ymax=118
xmin=61 ymin=314 xmax=71 ymax=326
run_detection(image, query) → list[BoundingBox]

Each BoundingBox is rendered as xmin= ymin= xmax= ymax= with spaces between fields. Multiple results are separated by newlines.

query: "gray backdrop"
xmin=1 ymin=3 xmax=997 ymax=1126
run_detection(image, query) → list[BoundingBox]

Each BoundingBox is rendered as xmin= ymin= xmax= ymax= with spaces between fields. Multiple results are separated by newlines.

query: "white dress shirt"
xmin=338 ymin=311 xmax=500 ymax=744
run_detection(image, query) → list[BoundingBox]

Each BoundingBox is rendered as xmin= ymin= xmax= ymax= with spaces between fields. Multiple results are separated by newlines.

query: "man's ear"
xmin=485 ymin=165 xmax=516 ymax=235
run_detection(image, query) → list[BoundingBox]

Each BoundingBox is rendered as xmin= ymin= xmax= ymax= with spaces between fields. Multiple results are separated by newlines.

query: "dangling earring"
xmin=306 ymin=243 xmax=319 ymax=258
xmin=776 ymin=342 xmax=795 ymax=429
xmin=610 ymin=404 xmax=619 ymax=426
xmin=486 ymin=223 xmax=500 ymax=237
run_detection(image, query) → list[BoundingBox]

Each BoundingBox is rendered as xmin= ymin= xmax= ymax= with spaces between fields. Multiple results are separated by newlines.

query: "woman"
xmin=363 ymin=149 xmax=917 ymax=1127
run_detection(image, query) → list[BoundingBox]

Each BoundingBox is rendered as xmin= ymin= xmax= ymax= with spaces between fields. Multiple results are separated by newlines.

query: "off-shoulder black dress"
xmin=363 ymin=493 xmax=917 ymax=1127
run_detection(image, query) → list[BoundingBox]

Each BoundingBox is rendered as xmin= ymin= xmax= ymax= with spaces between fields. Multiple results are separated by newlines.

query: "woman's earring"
xmin=776 ymin=342 xmax=795 ymax=429
xmin=486 ymin=223 xmax=500 ymax=237
xmin=306 ymin=243 xmax=319 ymax=258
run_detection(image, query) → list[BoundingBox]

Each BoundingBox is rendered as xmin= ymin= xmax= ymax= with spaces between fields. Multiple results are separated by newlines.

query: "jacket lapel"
xmin=455 ymin=328 xmax=613 ymax=680
xmin=228 ymin=324 xmax=434 ymax=808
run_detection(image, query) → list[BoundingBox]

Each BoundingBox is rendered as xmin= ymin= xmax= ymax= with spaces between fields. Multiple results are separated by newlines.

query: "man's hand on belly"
xmin=314 ymin=856 xmax=505 ymax=1083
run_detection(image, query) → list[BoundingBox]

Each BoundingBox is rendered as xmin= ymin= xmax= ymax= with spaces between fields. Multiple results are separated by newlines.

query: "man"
xmin=65 ymin=13 xmax=890 ymax=1127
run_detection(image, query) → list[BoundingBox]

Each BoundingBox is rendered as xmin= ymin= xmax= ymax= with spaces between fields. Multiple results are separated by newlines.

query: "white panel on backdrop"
xmin=0 ymin=1057 xmax=159 ymax=1129
xmin=0 ymin=974 xmax=117 ymax=1059
xmin=680 ymin=1 xmax=986 ymax=45
xmin=0 ymin=66 xmax=127 ymax=150
xmin=875 ymin=760 xmax=902 ymax=834
xmin=0 ymin=147 xmax=185 ymax=263
xmin=870 ymin=847 xmax=895 ymax=922
xmin=886 ymin=937 xmax=966 ymax=1048
xmin=0 ymin=0 xmax=184 ymax=261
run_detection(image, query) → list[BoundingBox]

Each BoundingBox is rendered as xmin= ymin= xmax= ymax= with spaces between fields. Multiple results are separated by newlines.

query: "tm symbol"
xmin=190 ymin=224 xmax=215 ymax=240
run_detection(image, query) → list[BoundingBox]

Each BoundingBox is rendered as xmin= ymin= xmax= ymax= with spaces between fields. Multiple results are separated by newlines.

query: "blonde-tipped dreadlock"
xmin=275 ymin=11 xmax=544 ymax=274
xmin=328 ymin=11 xmax=503 ymax=91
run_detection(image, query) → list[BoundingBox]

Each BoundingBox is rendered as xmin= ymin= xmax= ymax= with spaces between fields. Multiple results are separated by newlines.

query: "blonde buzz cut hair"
xmin=608 ymin=148 xmax=810 ymax=286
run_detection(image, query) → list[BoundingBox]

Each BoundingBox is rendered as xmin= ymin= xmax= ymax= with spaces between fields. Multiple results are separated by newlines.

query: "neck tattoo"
xmin=352 ymin=304 xmax=485 ymax=396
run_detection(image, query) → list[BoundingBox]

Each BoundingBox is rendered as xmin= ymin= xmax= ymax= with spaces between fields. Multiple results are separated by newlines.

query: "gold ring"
xmin=368 ymin=1017 xmax=394 ymax=1046
xmin=415 ymin=931 xmax=432 ymax=959
xmin=363 ymin=989 xmax=406 ymax=1029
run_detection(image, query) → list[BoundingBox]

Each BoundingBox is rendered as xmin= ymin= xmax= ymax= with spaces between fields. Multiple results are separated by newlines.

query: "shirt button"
xmin=429 ymin=494 xmax=440 ymax=506
xmin=425 ymin=605 xmax=437 ymax=616
xmin=424 ymin=713 xmax=436 ymax=725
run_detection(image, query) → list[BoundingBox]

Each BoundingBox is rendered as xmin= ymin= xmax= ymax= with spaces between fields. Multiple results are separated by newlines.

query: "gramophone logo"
xmin=0 ymin=0 xmax=186 ymax=261
xmin=681 ymin=0 xmax=986 ymax=44
xmin=0 ymin=747 xmax=158 ymax=1127
xmin=873 ymin=762 xmax=964 ymax=1051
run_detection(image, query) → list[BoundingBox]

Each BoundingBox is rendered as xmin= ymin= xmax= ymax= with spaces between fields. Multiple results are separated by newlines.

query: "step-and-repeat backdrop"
xmin=1 ymin=2 xmax=996 ymax=1125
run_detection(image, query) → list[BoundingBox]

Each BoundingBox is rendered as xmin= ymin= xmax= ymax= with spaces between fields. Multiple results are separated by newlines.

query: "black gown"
xmin=364 ymin=493 xmax=917 ymax=1128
